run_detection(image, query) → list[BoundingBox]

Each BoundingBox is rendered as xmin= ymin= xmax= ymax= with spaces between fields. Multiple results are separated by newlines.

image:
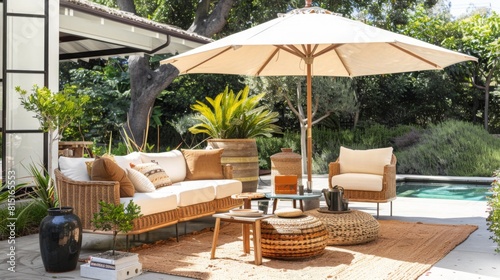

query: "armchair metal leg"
xmin=390 ymin=201 xmax=393 ymax=216
xmin=376 ymin=203 xmax=380 ymax=219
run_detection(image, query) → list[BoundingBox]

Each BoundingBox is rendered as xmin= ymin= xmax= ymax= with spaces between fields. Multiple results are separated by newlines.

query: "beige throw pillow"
xmin=181 ymin=148 xmax=225 ymax=180
xmin=126 ymin=168 xmax=156 ymax=193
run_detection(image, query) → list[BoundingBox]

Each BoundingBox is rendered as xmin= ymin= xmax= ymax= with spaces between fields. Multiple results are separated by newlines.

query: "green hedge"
xmin=256 ymin=120 xmax=500 ymax=177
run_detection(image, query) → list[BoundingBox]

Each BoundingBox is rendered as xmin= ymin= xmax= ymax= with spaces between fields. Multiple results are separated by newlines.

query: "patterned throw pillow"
xmin=126 ymin=168 xmax=156 ymax=193
xmin=130 ymin=162 xmax=172 ymax=189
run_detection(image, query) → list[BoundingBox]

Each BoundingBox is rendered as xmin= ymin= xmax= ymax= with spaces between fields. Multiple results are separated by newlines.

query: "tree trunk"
xmin=117 ymin=0 xmax=136 ymax=14
xmin=188 ymin=0 xmax=235 ymax=37
xmin=126 ymin=56 xmax=179 ymax=148
xmin=300 ymin=124 xmax=307 ymax=174
xmin=122 ymin=0 xmax=235 ymax=148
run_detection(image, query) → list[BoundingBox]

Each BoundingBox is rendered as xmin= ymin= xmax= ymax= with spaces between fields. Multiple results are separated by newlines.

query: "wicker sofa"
xmin=55 ymin=149 xmax=243 ymax=237
xmin=328 ymin=146 xmax=397 ymax=218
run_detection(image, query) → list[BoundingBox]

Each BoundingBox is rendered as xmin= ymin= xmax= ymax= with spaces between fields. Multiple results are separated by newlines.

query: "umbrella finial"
xmin=305 ymin=0 xmax=312 ymax=7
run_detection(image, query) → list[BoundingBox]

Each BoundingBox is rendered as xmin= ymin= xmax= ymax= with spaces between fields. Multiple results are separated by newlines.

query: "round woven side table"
xmin=261 ymin=215 xmax=328 ymax=260
xmin=307 ymin=209 xmax=379 ymax=245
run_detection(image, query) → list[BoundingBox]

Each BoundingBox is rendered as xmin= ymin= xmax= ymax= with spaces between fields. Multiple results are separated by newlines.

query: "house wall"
xmin=2 ymin=0 xmax=59 ymax=183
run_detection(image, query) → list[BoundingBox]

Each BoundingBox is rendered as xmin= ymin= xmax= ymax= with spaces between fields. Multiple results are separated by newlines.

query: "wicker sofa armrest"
xmin=222 ymin=164 xmax=233 ymax=179
xmin=328 ymin=160 xmax=340 ymax=188
xmin=382 ymin=154 xmax=397 ymax=193
xmin=54 ymin=168 xmax=120 ymax=231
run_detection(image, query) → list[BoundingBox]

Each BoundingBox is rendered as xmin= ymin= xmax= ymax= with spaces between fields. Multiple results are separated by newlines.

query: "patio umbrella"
xmin=160 ymin=4 xmax=477 ymax=190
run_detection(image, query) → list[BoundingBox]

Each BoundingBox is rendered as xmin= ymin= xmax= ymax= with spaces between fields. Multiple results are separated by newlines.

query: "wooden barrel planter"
xmin=207 ymin=139 xmax=259 ymax=193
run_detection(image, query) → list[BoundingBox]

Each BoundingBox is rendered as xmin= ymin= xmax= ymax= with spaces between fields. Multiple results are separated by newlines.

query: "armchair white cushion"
xmin=338 ymin=146 xmax=393 ymax=175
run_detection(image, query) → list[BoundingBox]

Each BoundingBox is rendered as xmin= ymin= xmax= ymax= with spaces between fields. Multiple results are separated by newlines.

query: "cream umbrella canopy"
xmin=161 ymin=6 xmax=477 ymax=190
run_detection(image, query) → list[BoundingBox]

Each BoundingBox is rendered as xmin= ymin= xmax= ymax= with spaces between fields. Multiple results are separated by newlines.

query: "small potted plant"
xmin=189 ymin=85 xmax=281 ymax=192
xmin=81 ymin=200 xmax=143 ymax=279
xmin=16 ymin=85 xmax=90 ymax=272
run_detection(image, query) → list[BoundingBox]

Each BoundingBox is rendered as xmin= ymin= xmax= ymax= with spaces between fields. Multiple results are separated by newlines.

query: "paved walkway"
xmin=0 ymin=175 xmax=498 ymax=279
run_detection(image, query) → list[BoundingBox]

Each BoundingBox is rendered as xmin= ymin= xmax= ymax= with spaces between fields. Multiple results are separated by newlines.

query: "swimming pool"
xmin=396 ymin=182 xmax=492 ymax=201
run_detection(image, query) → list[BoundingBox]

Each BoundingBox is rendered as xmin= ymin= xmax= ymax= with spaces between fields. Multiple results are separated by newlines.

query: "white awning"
xmin=59 ymin=0 xmax=212 ymax=60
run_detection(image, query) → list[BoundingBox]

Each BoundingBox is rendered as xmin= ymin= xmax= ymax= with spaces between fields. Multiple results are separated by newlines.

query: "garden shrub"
xmin=396 ymin=120 xmax=500 ymax=176
xmin=0 ymin=202 xmax=46 ymax=240
xmin=257 ymin=120 xmax=499 ymax=176
xmin=488 ymin=170 xmax=500 ymax=252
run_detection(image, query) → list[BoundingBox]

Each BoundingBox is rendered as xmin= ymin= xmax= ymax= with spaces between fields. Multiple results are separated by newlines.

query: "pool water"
xmin=396 ymin=182 xmax=492 ymax=201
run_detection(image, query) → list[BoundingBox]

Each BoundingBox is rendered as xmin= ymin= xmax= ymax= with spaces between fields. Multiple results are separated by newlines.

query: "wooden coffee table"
xmin=211 ymin=213 xmax=272 ymax=265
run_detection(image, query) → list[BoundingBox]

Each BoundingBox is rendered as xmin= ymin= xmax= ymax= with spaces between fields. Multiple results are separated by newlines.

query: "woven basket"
xmin=306 ymin=209 xmax=379 ymax=245
xmin=261 ymin=215 xmax=327 ymax=259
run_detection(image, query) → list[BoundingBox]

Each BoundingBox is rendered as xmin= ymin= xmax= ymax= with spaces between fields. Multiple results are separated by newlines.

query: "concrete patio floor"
xmin=1 ymin=174 xmax=499 ymax=279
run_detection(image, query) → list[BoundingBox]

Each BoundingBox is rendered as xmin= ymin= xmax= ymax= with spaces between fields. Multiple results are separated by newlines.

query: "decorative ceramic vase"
xmin=39 ymin=207 xmax=82 ymax=272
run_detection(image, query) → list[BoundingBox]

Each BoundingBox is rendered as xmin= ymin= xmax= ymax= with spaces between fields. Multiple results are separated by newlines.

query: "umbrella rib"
xmin=389 ymin=43 xmax=440 ymax=68
xmin=313 ymin=44 xmax=343 ymax=58
xmin=184 ymin=46 xmax=234 ymax=73
xmin=256 ymin=48 xmax=280 ymax=75
xmin=275 ymin=45 xmax=306 ymax=58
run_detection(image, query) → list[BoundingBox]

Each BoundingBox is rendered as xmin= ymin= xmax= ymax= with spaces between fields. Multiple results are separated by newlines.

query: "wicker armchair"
xmin=328 ymin=147 xmax=397 ymax=218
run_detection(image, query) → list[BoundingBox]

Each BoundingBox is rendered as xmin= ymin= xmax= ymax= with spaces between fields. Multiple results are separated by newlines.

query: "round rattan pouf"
xmin=307 ymin=209 xmax=379 ymax=245
xmin=261 ymin=215 xmax=328 ymax=260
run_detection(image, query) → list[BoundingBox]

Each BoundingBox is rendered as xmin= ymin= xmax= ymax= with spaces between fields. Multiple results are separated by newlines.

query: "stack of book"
xmin=80 ymin=251 xmax=142 ymax=280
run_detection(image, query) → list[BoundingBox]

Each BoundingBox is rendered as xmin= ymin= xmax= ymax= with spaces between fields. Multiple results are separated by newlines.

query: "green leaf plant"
xmin=92 ymin=200 xmax=142 ymax=255
xmin=189 ymin=85 xmax=281 ymax=139
xmin=15 ymin=85 xmax=90 ymax=206
xmin=487 ymin=170 xmax=500 ymax=252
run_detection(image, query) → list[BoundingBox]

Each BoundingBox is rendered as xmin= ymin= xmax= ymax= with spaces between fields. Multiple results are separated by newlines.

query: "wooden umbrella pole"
xmin=306 ymin=48 xmax=313 ymax=192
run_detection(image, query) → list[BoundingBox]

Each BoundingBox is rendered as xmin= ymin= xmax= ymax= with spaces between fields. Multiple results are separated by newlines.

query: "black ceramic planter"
xmin=39 ymin=207 xmax=82 ymax=272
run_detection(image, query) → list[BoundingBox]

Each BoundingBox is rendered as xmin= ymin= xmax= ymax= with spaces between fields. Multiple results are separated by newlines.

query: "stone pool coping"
xmin=397 ymin=174 xmax=494 ymax=184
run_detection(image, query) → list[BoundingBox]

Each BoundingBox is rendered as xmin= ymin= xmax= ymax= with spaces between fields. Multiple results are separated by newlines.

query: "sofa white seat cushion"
xmin=192 ymin=179 xmax=242 ymax=199
xmin=162 ymin=182 xmax=216 ymax=207
xmin=140 ymin=150 xmax=186 ymax=183
xmin=339 ymin=146 xmax=393 ymax=175
xmin=330 ymin=173 xmax=384 ymax=191
xmin=120 ymin=192 xmax=178 ymax=216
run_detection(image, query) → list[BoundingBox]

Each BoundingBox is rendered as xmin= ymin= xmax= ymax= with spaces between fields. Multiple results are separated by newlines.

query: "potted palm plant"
xmin=189 ymin=85 xmax=281 ymax=192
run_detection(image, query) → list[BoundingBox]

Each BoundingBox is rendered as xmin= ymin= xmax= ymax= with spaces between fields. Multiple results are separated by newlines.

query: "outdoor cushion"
xmin=120 ymin=191 xmax=178 ymax=216
xmin=339 ymin=146 xmax=393 ymax=175
xmin=140 ymin=150 xmax=186 ymax=183
xmin=192 ymin=179 xmax=242 ymax=199
xmin=164 ymin=182 xmax=216 ymax=207
xmin=330 ymin=173 xmax=384 ymax=191
xmin=59 ymin=156 xmax=94 ymax=181
xmin=181 ymin=148 xmax=225 ymax=180
xmin=126 ymin=167 xmax=156 ymax=193
xmin=91 ymin=157 xmax=135 ymax=197
xmin=114 ymin=152 xmax=142 ymax=171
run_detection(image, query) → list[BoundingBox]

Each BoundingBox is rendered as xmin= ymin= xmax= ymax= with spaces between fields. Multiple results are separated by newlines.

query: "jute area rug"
xmin=132 ymin=219 xmax=477 ymax=280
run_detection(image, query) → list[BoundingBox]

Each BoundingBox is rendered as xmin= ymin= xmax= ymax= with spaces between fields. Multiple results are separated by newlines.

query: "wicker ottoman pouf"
xmin=261 ymin=215 xmax=328 ymax=260
xmin=307 ymin=209 xmax=379 ymax=245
